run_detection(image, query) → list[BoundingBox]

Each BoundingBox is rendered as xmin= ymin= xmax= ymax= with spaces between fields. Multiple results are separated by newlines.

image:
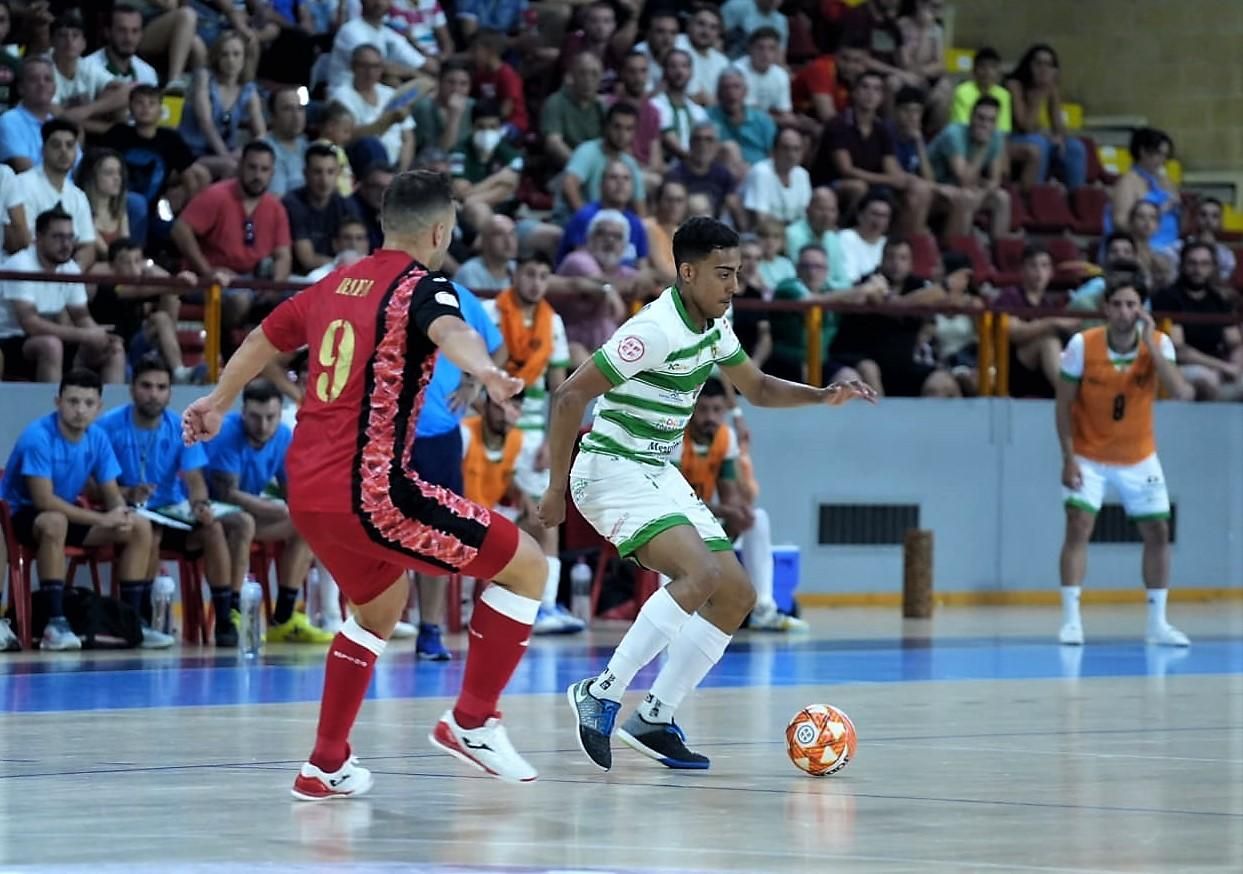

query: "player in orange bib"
xmin=1055 ymin=273 xmax=1194 ymax=647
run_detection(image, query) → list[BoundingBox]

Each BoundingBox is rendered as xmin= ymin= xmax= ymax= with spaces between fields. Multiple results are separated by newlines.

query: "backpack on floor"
xmin=64 ymin=587 xmax=144 ymax=649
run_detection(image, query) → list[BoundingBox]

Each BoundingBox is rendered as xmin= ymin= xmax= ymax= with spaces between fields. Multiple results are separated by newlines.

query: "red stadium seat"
xmin=993 ymin=237 xmax=1026 ymax=288
xmin=945 ymin=235 xmax=996 ymax=285
xmin=908 ymin=233 xmax=941 ymax=279
xmin=1025 ymin=183 xmax=1077 ymax=233
xmin=1070 ymin=186 xmax=1109 ymax=236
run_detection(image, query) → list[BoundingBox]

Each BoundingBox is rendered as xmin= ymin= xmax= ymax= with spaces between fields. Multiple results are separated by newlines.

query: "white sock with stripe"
xmin=541 ymin=556 xmax=561 ymax=610
xmin=642 ymin=613 xmax=732 ymax=723
xmin=1061 ymin=586 xmax=1082 ymax=626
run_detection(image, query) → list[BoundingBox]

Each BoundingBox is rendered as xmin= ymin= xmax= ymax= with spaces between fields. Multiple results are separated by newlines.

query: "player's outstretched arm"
xmin=428 ymin=315 xmax=523 ymax=401
xmin=721 ymin=355 xmax=877 ymax=408
xmin=183 ymin=326 xmax=282 ymax=445
xmin=537 ymin=359 xmax=615 ymax=528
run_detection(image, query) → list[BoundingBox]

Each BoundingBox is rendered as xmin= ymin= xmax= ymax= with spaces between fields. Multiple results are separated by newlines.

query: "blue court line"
xmin=0 ymin=636 xmax=1239 ymax=713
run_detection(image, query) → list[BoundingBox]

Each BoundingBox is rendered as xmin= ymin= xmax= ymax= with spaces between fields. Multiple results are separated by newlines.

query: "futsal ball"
xmin=786 ymin=704 xmax=857 ymax=776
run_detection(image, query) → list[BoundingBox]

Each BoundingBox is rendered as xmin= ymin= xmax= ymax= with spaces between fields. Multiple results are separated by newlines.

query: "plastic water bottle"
xmin=239 ymin=576 xmax=264 ymax=659
xmin=570 ymin=558 xmax=593 ymax=624
xmin=151 ymin=570 xmax=177 ymax=636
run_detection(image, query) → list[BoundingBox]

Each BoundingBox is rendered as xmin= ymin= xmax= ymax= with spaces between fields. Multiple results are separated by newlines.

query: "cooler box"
xmin=736 ymin=544 xmax=801 ymax=613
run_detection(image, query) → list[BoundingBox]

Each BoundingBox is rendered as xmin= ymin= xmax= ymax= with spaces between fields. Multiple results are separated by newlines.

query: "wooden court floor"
xmin=1 ymin=604 xmax=1241 ymax=873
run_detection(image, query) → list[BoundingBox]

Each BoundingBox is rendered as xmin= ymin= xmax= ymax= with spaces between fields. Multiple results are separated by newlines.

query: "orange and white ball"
xmin=785 ymin=704 xmax=857 ymax=776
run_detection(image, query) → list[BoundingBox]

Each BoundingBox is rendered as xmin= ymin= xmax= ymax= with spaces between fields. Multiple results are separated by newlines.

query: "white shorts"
xmin=1063 ymin=453 xmax=1170 ymax=520
xmin=570 ymin=450 xmax=731 ymax=558
xmin=513 ymin=429 xmax=551 ymax=498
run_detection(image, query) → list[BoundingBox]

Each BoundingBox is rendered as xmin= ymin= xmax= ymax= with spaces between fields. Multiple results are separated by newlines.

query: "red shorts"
xmin=290 ymin=507 xmax=519 ymax=606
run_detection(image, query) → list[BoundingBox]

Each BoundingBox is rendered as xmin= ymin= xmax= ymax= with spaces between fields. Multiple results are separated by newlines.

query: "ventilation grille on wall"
xmin=818 ymin=504 xmax=920 ymax=545
xmin=1090 ymin=504 xmax=1177 ymax=544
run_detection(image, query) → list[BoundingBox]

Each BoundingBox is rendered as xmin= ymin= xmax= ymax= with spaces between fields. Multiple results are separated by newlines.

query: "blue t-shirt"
xmin=0 ymin=105 xmax=48 ymax=167
xmin=97 ymin=405 xmax=209 ymax=508
xmin=1 ymin=413 xmax=122 ymax=509
xmin=555 ymin=203 xmax=649 ymax=268
xmin=708 ymin=106 xmax=777 ymax=166
xmin=415 ymin=282 xmax=503 ymax=438
xmin=205 ymin=411 xmax=291 ymax=495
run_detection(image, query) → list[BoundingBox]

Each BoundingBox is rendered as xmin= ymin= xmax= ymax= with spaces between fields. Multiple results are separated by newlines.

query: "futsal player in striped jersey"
xmin=538 ymin=217 xmax=875 ymax=771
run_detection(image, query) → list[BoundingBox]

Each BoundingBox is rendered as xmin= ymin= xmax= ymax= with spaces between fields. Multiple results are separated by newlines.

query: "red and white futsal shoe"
xmin=429 ymin=709 xmax=538 ymax=784
xmin=291 ymin=755 xmax=374 ymax=801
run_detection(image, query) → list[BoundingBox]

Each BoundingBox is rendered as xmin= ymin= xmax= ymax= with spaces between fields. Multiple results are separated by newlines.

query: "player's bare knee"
xmin=492 ymin=531 xmax=546 ymax=600
xmin=34 ymin=512 xmax=68 ymax=544
xmin=1137 ymin=519 xmax=1169 ymax=546
xmin=712 ymin=559 xmax=757 ymax=615
xmin=1064 ymin=509 xmax=1095 ymax=544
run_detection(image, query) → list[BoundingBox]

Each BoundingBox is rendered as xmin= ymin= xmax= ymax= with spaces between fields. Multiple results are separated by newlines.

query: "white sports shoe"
xmin=140 ymin=624 xmax=176 ymax=649
xmin=41 ymin=617 xmax=81 ymax=651
xmin=1058 ymin=622 xmax=1085 ymax=646
xmin=291 ymin=754 xmax=374 ymax=801
xmin=429 ymin=709 xmax=538 ymax=783
xmin=1146 ymin=623 xmax=1190 ymax=647
xmin=390 ymin=620 xmax=416 ymax=640
xmin=750 ymin=605 xmax=809 ymax=633
xmin=0 ymin=618 xmax=21 ymax=652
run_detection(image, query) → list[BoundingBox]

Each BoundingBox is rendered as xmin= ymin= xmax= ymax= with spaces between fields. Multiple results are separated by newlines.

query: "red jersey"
xmin=473 ymin=62 xmax=528 ymax=133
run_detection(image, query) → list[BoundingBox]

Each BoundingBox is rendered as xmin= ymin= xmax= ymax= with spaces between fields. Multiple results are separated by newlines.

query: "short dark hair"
xmin=473 ymin=98 xmax=502 ymax=121
xmin=267 ymin=85 xmax=301 ymax=113
xmin=242 ymin=378 xmax=282 ymax=405
xmin=1104 ymin=231 xmax=1136 ymax=251
xmin=440 ymin=59 xmax=471 ymax=80
xmin=1129 ymin=126 xmax=1173 ymax=162
xmin=107 ymin=237 xmax=141 ymax=261
xmin=111 ymin=3 xmax=143 ymax=21
xmin=241 ymin=139 xmax=275 ymax=161
xmin=473 ymin=28 xmax=506 ymax=54
xmin=59 ymin=368 xmax=101 ymax=397
xmin=884 ymin=236 xmax=912 ymax=254
xmin=320 ymin=100 xmax=354 ymax=126
xmin=35 ymin=207 xmax=73 ymax=235
xmin=133 ymin=352 xmax=173 ymax=383
xmin=700 ymin=376 xmax=727 ymax=399
xmin=381 ymin=169 xmax=454 ymax=233
xmin=41 ymin=118 xmax=79 ymax=144
xmin=305 ymin=142 xmax=338 ymax=166
xmin=19 ymin=56 xmax=53 ymax=86
xmin=1103 ymin=271 xmax=1149 ymax=303
xmin=855 ymin=70 xmax=885 ymax=90
xmin=1201 ymin=196 xmax=1224 ymax=210
xmin=1022 ymin=243 xmax=1051 ymax=264
xmin=672 ymin=217 xmax=739 ymax=268
xmin=748 ymin=26 xmax=781 ymax=46
xmin=894 ymin=86 xmax=925 ymax=107
xmin=605 ymin=101 xmax=639 ymax=124
xmin=973 ymin=47 xmax=1001 ymax=67
xmin=1180 ymin=240 xmax=1218 ymax=269
xmin=517 ymin=250 xmax=552 ymax=269
xmin=972 ymin=95 xmax=1002 ymax=114
xmin=52 ymin=12 xmax=84 ymax=35
xmin=857 ymin=190 xmax=893 ymax=215
xmin=130 ymin=83 xmax=162 ymax=102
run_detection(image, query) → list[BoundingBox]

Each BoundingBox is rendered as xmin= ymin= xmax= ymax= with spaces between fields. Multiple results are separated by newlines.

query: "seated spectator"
xmin=303 ymin=216 xmax=373 ymax=283
xmin=951 ymin=47 xmax=1012 ymax=132
xmin=643 ymin=180 xmax=690 ymax=287
xmin=325 ymin=0 xmax=428 ymax=90
xmin=103 ymin=85 xmax=209 ymax=225
xmin=743 ymin=127 xmax=812 ymax=228
xmin=786 ymin=187 xmax=851 ymax=292
xmin=560 ymin=103 xmax=645 ymax=219
xmin=542 ymin=52 xmax=607 ymax=171
xmin=994 ymin=245 xmax=1078 ymax=398
xmin=88 ymin=237 xmax=199 ymax=383
xmin=733 ymin=28 xmax=794 ymax=125
xmin=1173 ymin=197 xmax=1237 ymax=283
xmin=709 ymin=69 xmax=776 ymax=168
xmin=1153 ymin=242 xmax=1243 ymax=401
xmin=792 ymin=38 xmax=868 ymax=125
xmin=206 ymin=379 xmax=331 ymax=644
xmin=555 ymin=210 xmax=636 ymax=364
xmin=171 ymin=141 xmax=292 ymax=343
xmin=0 ymin=57 xmax=60 ymax=174
xmin=722 ymin=0 xmax=788 ymax=59
xmin=370 ymin=0 xmax=454 ymax=63
xmin=470 ymin=28 xmax=527 ymax=136
xmin=0 ymin=209 xmax=123 ymax=383
xmin=756 ymin=216 xmax=795 ymax=292
xmin=933 ymin=252 xmax=985 ymax=395
xmin=180 ymin=31 xmax=264 ymax=178
xmin=927 ymin=94 xmax=1014 ymax=239
xmin=843 ymin=0 xmax=922 ymax=92
xmin=454 ymin=214 xmax=518 ymax=292
xmin=664 ymin=122 xmax=743 ymax=224
xmin=814 ymin=72 xmax=930 ymax=235
xmin=76 ymin=148 xmax=131 ymax=261
xmin=1005 ymin=44 xmax=1087 ymax=190
xmin=0 ymin=369 xmax=154 ymax=651
xmin=5 ymin=120 xmax=95 ymax=266
xmin=634 ymin=11 xmax=680 ymax=94
xmin=48 ymin=12 xmax=132 ymax=137
xmin=730 ymin=235 xmax=773 ymax=365
xmin=412 ymin=60 xmax=474 ymax=159
xmin=897 ymin=0 xmax=951 ymax=129
xmin=558 ymin=1 xmax=626 ymax=93
xmin=653 ymin=49 xmax=710 ymax=165
xmin=839 ymin=190 xmax=893 ymax=283
xmin=284 ymin=143 xmax=363 ymax=277
xmin=451 ymin=99 xmax=523 ymax=209
xmin=677 ymin=5 xmax=730 ymax=106
xmin=312 ymin=101 xmax=358 ymax=196
xmin=1129 ymin=200 xmax=1177 ymax=290
xmin=890 ymin=85 xmax=965 ymax=238
xmin=556 ymin=159 xmax=649 ymax=269
xmin=829 ymin=237 xmax=960 ymax=397
xmin=1068 ymin=234 xmax=1142 ymax=315
xmin=331 ymin=44 xmax=416 ymax=174
xmin=0 ymin=2 xmax=17 ymax=110
xmin=1108 ymin=127 xmax=1180 ymax=253
xmin=455 ymin=0 xmax=529 ymax=42
xmin=98 ymin=355 xmax=257 ymax=647
xmin=81 ymin=5 xmax=160 ymax=91
xmin=264 ymin=87 xmax=309 ymax=198
xmin=612 ymin=50 xmax=665 ymax=174
xmin=349 ymin=162 xmax=394 ymax=253
xmin=674 ymin=377 xmax=806 ymax=630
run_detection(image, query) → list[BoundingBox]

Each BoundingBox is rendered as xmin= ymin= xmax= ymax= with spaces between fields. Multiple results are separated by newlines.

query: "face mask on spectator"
xmin=473 ymin=129 xmax=502 ymax=156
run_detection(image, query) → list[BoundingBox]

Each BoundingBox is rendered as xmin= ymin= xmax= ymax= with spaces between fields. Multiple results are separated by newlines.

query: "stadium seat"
xmin=944 ymin=235 xmax=996 ymax=285
xmin=1025 ymin=184 xmax=1077 ymax=233
xmin=908 ymin=233 xmax=941 ymax=280
xmin=993 ymin=237 xmax=1026 ymax=288
xmin=1006 ymin=184 xmax=1029 ymax=233
xmin=1232 ymin=248 xmax=1243 ymax=290
xmin=1047 ymin=237 xmax=1086 ymax=289
xmin=1071 ymin=186 xmax=1109 ymax=236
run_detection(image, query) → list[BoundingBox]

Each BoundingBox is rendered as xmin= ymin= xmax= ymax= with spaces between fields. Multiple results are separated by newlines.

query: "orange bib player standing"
xmin=1054 ymin=274 xmax=1193 ymax=648
xmin=182 ymin=171 xmax=553 ymax=799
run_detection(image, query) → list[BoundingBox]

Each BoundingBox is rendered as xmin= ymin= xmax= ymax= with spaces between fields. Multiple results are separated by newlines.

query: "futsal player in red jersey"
xmin=183 ymin=171 xmax=549 ymax=798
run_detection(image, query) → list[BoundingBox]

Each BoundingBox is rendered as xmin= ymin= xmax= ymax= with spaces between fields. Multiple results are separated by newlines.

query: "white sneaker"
xmin=140 ymin=624 xmax=176 ymax=649
xmin=1058 ymin=622 xmax=1084 ymax=646
xmin=291 ymin=754 xmax=374 ymax=801
xmin=429 ymin=709 xmax=538 ymax=783
xmin=1146 ymin=623 xmax=1190 ymax=647
xmin=750 ymin=605 xmax=810 ymax=633
xmin=318 ymin=615 xmax=344 ymax=635
xmin=390 ymin=620 xmax=416 ymax=640
xmin=0 ymin=618 xmax=20 ymax=652
xmin=532 ymin=604 xmax=571 ymax=635
xmin=41 ymin=617 xmax=81 ymax=651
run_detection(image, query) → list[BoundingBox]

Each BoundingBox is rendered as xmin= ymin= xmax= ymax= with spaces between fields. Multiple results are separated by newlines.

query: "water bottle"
xmin=151 ymin=570 xmax=177 ymax=636
xmin=239 ymin=576 xmax=264 ymax=659
xmin=570 ymin=558 xmax=593 ymax=624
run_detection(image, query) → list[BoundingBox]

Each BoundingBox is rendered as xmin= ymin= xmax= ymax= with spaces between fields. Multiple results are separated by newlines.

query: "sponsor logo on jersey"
xmin=435 ymin=290 xmax=460 ymax=308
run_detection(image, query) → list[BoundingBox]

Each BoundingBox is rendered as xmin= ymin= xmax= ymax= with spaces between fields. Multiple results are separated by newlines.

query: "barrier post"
xmin=902 ymin=529 xmax=934 ymax=618
xmin=205 ymin=282 xmax=223 ymax=383
xmin=805 ymin=305 xmax=823 ymax=386
xmin=993 ymin=313 xmax=1010 ymax=397
xmin=977 ymin=311 xmax=994 ymax=397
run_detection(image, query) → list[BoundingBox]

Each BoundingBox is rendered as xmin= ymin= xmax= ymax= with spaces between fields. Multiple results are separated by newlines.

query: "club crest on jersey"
xmin=435 ymin=291 xmax=460 ymax=308
xmin=618 ymin=336 xmax=645 ymax=362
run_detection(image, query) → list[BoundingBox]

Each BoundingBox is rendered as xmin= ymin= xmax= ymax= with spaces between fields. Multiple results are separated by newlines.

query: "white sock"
xmin=1061 ymin=586 xmax=1082 ymax=626
xmin=319 ymin=567 xmax=342 ymax=621
xmin=592 ymin=588 xmax=690 ymax=702
xmin=1146 ymin=588 xmax=1168 ymax=628
xmin=541 ymin=555 xmax=561 ymax=610
xmin=644 ymin=613 xmax=732 ymax=723
xmin=740 ymin=507 xmax=775 ymax=612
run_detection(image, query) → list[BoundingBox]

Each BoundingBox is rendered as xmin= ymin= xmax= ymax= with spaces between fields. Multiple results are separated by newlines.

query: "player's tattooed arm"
xmin=209 ymin=471 xmax=284 ymax=522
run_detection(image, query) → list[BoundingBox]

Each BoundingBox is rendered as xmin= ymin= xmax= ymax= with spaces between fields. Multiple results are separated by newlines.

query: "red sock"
xmin=453 ymin=585 xmax=540 ymax=729
xmin=309 ymin=617 xmax=387 ymax=772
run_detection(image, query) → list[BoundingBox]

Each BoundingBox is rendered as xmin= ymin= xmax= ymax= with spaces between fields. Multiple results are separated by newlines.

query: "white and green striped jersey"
xmin=584 ymin=287 xmax=747 ymax=467
xmin=481 ymin=299 xmax=572 ymax=432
